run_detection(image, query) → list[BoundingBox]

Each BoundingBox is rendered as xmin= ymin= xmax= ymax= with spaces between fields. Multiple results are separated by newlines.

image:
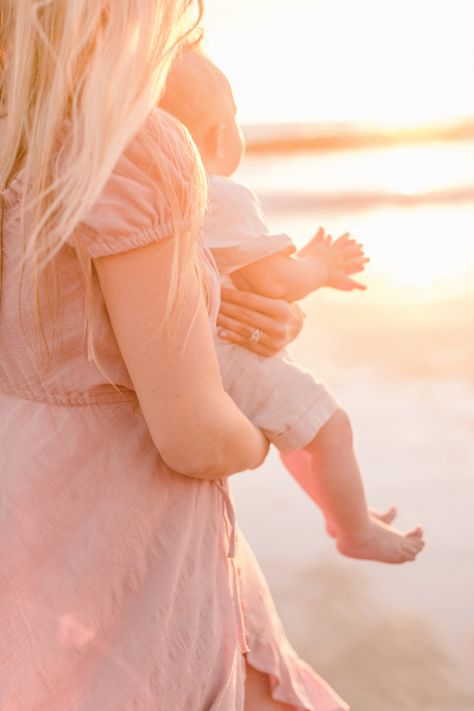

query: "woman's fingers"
xmin=219 ymin=288 xmax=305 ymax=351
xmin=221 ymin=287 xmax=293 ymax=321
xmin=221 ymin=286 xmax=277 ymax=312
xmin=218 ymin=298 xmax=273 ymax=329
xmin=218 ymin=335 xmax=282 ymax=357
xmin=218 ymin=299 xmax=291 ymax=341
xmin=216 ymin=315 xmax=284 ymax=356
xmin=216 ymin=312 xmax=268 ymax=343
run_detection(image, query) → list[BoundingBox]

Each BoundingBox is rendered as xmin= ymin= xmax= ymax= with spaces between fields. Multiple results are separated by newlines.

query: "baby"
xmin=160 ymin=48 xmax=425 ymax=564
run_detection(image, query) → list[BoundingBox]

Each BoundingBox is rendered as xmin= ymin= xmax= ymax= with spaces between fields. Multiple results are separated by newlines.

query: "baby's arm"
xmin=232 ymin=229 xmax=369 ymax=301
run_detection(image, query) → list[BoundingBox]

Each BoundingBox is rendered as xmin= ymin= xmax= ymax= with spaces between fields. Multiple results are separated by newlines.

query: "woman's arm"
xmin=94 ymin=236 xmax=268 ymax=480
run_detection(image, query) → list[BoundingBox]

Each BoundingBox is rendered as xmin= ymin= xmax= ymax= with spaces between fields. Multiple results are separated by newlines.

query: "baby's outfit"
xmin=205 ymin=176 xmax=339 ymax=453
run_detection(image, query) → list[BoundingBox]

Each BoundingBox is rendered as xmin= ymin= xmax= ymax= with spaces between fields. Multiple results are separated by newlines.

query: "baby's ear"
xmin=205 ymin=123 xmax=225 ymax=159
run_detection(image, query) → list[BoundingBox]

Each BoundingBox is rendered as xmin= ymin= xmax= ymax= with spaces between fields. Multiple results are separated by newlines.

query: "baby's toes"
xmin=403 ymin=538 xmax=424 ymax=556
xmin=397 ymin=545 xmax=416 ymax=563
xmin=382 ymin=506 xmax=397 ymax=523
xmin=371 ymin=506 xmax=397 ymax=525
xmin=406 ymin=525 xmax=424 ymax=539
xmin=395 ymin=548 xmax=414 ymax=564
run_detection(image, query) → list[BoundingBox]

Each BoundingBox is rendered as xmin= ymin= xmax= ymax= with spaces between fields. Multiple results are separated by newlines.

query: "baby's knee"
xmin=330 ymin=407 xmax=353 ymax=439
xmin=305 ymin=407 xmax=353 ymax=453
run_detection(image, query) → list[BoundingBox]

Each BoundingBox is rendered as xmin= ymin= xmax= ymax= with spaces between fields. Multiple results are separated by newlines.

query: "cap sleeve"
xmin=73 ymin=109 xmax=201 ymax=259
xmin=204 ymin=176 xmax=295 ymax=275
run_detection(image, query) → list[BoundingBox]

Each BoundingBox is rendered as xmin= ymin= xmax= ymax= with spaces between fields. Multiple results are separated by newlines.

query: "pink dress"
xmin=0 ymin=108 xmax=348 ymax=711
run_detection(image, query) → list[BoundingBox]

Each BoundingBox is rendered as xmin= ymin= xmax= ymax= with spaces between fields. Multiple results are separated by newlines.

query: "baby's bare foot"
xmin=326 ymin=506 xmax=397 ymax=538
xmin=336 ymin=519 xmax=425 ymax=564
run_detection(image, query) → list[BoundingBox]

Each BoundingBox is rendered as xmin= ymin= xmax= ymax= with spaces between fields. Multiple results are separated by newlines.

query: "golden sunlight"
xmin=205 ymin=0 xmax=474 ymax=292
xmin=340 ymin=205 xmax=474 ymax=290
xmin=204 ymin=0 xmax=474 ymax=126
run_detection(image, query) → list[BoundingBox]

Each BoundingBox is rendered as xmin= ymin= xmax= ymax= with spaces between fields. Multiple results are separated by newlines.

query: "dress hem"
xmin=245 ymin=637 xmax=349 ymax=711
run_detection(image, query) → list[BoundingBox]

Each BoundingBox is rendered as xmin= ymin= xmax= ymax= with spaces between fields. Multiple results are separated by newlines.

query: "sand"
xmin=229 ymin=197 xmax=474 ymax=711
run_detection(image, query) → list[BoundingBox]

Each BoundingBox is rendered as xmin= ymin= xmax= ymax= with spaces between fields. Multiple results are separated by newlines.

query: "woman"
xmin=0 ymin=2 xmax=346 ymax=709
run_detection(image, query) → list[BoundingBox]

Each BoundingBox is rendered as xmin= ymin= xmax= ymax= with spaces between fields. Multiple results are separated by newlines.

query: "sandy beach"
xmin=230 ymin=144 xmax=474 ymax=711
xmin=231 ymin=357 xmax=474 ymax=710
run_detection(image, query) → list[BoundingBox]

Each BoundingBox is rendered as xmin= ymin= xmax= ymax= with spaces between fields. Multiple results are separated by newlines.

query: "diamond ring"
xmin=249 ymin=328 xmax=263 ymax=344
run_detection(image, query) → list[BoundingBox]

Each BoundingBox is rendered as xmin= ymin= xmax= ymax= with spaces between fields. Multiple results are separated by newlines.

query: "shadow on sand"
xmin=268 ymin=561 xmax=474 ymax=711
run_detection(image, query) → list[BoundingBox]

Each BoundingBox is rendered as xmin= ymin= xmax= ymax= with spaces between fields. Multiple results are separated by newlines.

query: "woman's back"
xmin=0 ymin=179 xmax=134 ymax=406
xmin=0 ymin=114 xmax=247 ymax=711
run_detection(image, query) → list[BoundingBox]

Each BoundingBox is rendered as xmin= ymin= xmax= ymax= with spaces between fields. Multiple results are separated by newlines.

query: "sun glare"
xmin=348 ymin=207 xmax=474 ymax=290
xmin=204 ymin=0 xmax=474 ymax=127
xmin=206 ymin=0 xmax=474 ymax=291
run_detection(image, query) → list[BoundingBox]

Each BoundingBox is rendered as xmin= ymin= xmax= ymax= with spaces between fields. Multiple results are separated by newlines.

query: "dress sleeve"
xmin=204 ymin=176 xmax=295 ymax=275
xmin=73 ymin=109 xmax=201 ymax=259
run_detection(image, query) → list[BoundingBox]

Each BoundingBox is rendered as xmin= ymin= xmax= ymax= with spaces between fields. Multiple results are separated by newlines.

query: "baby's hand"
xmin=299 ymin=227 xmax=369 ymax=291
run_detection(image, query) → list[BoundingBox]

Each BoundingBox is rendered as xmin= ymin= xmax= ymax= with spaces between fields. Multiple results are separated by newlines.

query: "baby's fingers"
xmin=333 ymin=232 xmax=351 ymax=246
xmin=300 ymin=228 xmax=331 ymax=256
xmin=312 ymin=227 xmax=326 ymax=243
xmin=344 ymin=263 xmax=369 ymax=276
xmin=343 ymin=277 xmax=367 ymax=290
xmin=339 ymin=254 xmax=370 ymax=266
xmin=333 ymin=276 xmax=367 ymax=291
xmin=311 ymin=227 xmax=332 ymax=246
xmin=339 ymin=242 xmax=366 ymax=257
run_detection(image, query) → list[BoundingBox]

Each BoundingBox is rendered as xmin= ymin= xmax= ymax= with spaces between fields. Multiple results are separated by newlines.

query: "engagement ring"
xmin=249 ymin=328 xmax=263 ymax=344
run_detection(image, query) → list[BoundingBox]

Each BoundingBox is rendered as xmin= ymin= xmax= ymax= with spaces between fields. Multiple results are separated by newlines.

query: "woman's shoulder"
xmin=128 ymin=108 xmax=197 ymax=173
xmin=110 ymin=108 xmax=200 ymax=206
xmin=73 ymin=109 xmax=204 ymax=259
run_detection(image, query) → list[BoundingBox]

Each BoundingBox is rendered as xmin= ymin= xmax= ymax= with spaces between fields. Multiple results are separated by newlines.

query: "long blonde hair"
xmin=0 ymin=0 xmax=206 ymax=358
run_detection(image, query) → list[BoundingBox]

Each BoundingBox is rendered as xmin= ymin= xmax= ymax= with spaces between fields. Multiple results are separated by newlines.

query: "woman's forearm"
xmin=95 ymin=238 xmax=268 ymax=482
xmin=160 ymin=389 xmax=269 ymax=480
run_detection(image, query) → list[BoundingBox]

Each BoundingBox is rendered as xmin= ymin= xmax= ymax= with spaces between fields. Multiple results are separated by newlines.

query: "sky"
xmin=202 ymin=0 xmax=474 ymax=126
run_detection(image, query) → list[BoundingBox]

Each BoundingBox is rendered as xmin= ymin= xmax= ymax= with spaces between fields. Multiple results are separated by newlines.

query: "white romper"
xmin=205 ymin=176 xmax=339 ymax=453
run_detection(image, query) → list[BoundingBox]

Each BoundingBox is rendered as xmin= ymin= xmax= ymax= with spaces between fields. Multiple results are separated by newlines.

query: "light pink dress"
xmin=0 ymin=109 xmax=348 ymax=711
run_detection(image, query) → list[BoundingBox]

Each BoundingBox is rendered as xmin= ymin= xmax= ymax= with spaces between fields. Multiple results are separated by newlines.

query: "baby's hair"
xmin=160 ymin=45 xmax=232 ymax=138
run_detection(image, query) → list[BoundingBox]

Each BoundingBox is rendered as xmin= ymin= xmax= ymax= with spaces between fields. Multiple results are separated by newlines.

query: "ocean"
xmin=230 ymin=139 xmax=474 ymax=711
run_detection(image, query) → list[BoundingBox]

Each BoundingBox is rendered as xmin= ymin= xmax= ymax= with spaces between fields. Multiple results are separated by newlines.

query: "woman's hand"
xmin=217 ymin=287 xmax=304 ymax=357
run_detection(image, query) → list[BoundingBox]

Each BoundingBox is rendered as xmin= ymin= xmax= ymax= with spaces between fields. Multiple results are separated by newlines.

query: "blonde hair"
xmin=0 ymin=0 xmax=206 ymax=359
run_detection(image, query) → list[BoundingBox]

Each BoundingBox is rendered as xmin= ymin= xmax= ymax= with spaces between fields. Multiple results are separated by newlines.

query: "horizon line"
xmin=243 ymin=116 xmax=474 ymax=153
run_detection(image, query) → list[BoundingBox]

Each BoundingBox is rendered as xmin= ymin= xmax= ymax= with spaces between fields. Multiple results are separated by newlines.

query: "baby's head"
xmin=160 ymin=47 xmax=244 ymax=177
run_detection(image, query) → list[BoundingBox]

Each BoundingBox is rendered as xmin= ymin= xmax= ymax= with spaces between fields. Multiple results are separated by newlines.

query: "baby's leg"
xmin=281 ymin=448 xmax=396 ymax=536
xmin=287 ymin=409 xmax=425 ymax=564
xmin=214 ymin=339 xmax=424 ymax=563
